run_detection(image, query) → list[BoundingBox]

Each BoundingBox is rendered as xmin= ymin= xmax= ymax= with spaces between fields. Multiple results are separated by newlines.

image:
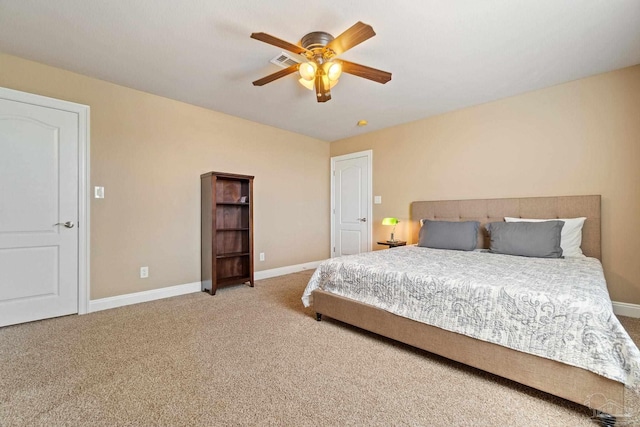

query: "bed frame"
xmin=313 ymin=195 xmax=626 ymax=420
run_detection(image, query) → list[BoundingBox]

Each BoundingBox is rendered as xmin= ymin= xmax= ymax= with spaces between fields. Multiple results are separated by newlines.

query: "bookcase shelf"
xmin=216 ymin=252 xmax=250 ymax=259
xmin=201 ymin=171 xmax=254 ymax=295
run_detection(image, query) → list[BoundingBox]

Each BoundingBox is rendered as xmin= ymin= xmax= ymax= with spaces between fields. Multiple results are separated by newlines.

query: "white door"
xmin=331 ymin=151 xmax=372 ymax=257
xmin=0 ymin=96 xmax=80 ymax=327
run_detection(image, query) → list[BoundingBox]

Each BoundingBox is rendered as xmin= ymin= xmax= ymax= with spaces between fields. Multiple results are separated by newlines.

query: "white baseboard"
xmin=93 ymin=262 xmax=640 ymax=319
xmin=254 ymin=260 xmax=322 ymax=280
xmin=88 ymin=260 xmax=323 ymax=313
xmin=89 ymin=266 xmax=640 ymax=319
xmin=612 ymin=301 xmax=640 ymax=318
xmin=89 ymin=281 xmax=201 ymax=313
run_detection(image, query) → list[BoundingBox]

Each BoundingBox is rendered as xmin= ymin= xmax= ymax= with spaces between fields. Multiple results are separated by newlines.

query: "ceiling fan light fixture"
xmin=299 ymin=65 xmax=339 ymax=91
xmin=299 ymin=61 xmax=317 ymax=81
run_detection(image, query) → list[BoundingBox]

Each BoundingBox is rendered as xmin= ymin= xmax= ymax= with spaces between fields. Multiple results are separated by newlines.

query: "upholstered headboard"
xmin=410 ymin=195 xmax=601 ymax=259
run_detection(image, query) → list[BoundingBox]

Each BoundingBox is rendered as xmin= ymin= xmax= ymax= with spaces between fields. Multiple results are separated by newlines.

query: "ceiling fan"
xmin=250 ymin=22 xmax=392 ymax=103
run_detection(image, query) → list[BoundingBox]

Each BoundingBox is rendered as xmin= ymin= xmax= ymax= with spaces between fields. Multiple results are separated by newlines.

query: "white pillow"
xmin=504 ymin=217 xmax=587 ymax=258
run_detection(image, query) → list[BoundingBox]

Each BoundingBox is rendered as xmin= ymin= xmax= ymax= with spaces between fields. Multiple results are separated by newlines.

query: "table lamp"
xmin=382 ymin=217 xmax=399 ymax=242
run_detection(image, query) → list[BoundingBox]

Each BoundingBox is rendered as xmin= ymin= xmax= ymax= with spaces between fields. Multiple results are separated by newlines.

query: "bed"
xmin=303 ymin=195 xmax=640 ymax=422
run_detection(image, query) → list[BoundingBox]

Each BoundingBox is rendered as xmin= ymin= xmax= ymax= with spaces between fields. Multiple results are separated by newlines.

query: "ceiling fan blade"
xmin=325 ymin=22 xmax=376 ymax=56
xmin=252 ymin=64 xmax=299 ymax=86
xmin=315 ymin=75 xmax=331 ymax=103
xmin=250 ymin=32 xmax=310 ymax=56
xmin=340 ymin=60 xmax=392 ymax=84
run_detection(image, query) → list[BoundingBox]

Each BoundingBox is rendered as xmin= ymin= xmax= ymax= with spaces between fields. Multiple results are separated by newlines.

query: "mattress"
xmin=302 ymin=245 xmax=640 ymax=391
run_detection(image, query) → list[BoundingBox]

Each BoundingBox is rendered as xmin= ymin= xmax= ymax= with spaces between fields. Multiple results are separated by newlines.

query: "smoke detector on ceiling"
xmin=269 ymin=52 xmax=301 ymax=68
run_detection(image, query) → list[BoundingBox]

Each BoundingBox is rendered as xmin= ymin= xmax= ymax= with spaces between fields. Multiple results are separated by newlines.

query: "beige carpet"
xmin=1 ymin=270 xmax=638 ymax=426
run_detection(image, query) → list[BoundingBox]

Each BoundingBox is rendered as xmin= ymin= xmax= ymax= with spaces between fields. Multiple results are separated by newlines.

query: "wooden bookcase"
xmin=201 ymin=171 xmax=254 ymax=295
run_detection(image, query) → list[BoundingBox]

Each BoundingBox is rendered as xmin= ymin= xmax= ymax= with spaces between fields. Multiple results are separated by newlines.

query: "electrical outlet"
xmin=259 ymin=252 xmax=265 ymax=262
xmin=140 ymin=266 xmax=149 ymax=278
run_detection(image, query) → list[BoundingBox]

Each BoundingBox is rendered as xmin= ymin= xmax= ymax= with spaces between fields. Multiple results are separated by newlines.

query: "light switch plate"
xmin=94 ymin=186 xmax=104 ymax=199
xmin=374 ymin=196 xmax=382 ymax=204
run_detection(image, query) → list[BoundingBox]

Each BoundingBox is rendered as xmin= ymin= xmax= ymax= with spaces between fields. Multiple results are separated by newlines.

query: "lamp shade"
xmin=298 ymin=77 xmax=315 ymax=91
xmin=323 ymin=61 xmax=342 ymax=81
xmin=299 ymin=62 xmax=317 ymax=81
xmin=381 ymin=217 xmax=399 ymax=225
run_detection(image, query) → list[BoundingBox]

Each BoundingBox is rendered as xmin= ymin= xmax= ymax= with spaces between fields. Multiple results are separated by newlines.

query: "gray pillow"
xmin=486 ymin=221 xmax=564 ymax=258
xmin=418 ymin=220 xmax=480 ymax=251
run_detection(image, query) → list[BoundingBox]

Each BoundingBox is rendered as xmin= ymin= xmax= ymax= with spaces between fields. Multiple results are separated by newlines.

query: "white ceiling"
xmin=1 ymin=0 xmax=639 ymax=141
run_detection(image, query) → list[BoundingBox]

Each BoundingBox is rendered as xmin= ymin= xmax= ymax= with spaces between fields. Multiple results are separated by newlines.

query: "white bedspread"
xmin=302 ymin=246 xmax=640 ymax=389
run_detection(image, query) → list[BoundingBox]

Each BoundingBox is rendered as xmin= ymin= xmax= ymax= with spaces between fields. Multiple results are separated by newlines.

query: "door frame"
xmin=330 ymin=150 xmax=373 ymax=258
xmin=0 ymin=87 xmax=91 ymax=315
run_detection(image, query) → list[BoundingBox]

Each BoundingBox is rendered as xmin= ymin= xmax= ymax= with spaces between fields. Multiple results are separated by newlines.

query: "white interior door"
xmin=0 ymin=96 xmax=80 ymax=327
xmin=331 ymin=151 xmax=372 ymax=257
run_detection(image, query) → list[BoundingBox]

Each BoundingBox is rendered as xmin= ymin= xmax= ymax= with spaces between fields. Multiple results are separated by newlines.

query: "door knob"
xmin=54 ymin=221 xmax=75 ymax=228
xmin=357 ymin=218 xmax=367 ymax=222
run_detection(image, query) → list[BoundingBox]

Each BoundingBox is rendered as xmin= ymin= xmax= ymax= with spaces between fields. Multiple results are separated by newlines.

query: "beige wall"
xmin=331 ymin=65 xmax=640 ymax=304
xmin=2 ymin=50 xmax=639 ymax=305
xmin=0 ymin=53 xmax=330 ymax=300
